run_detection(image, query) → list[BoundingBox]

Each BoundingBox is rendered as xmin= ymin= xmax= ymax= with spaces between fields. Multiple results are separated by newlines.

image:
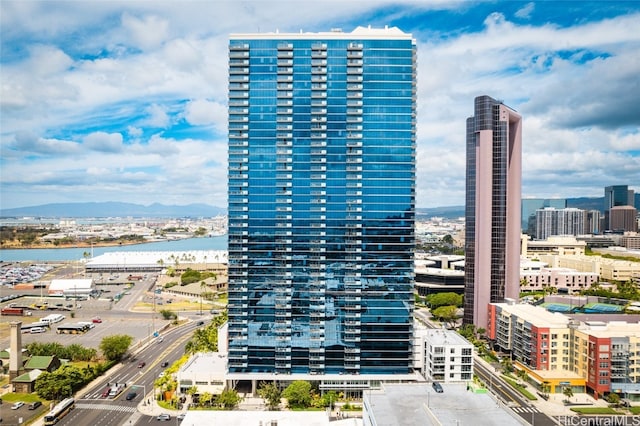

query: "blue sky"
xmin=1 ymin=1 xmax=639 ymax=210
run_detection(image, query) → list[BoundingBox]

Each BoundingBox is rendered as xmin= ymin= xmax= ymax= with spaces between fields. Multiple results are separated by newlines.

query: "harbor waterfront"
xmin=0 ymin=235 xmax=228 ymax=262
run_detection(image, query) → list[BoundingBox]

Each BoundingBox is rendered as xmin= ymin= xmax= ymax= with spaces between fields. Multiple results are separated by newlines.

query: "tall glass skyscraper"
xmin=227 ymin=27 xmax=416 ymax=376
xmin=464 ymin=95 xmax=522 ymax=327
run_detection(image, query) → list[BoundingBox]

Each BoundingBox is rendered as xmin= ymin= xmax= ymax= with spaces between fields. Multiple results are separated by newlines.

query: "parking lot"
xmin=0 ymin=272 xmax=172 ymax=351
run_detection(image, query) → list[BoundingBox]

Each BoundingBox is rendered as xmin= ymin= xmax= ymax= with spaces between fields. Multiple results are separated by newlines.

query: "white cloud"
xmin=184 ymin=99 xmax=225 ymax=127
xmin=515 ymin=2 xmax=535 ymax=19
xmin=1 ymin=1 xmax=639 ymax=209
xmin=121 ymin=12 xmax=169 ymax=51
xmin=82 ymin=131 xmax=124 ymax=153
xmin=143 ymin=104 xmax=171 ymax=128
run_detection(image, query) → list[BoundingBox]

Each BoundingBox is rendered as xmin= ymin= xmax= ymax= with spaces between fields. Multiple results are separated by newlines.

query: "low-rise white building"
xmin=177 ymin=352 xmax=227 ymax=395
xmin=47 ymin=279 xmax=93 ymax=297
xmin=414 ymin=326 xmax=473 ymax=383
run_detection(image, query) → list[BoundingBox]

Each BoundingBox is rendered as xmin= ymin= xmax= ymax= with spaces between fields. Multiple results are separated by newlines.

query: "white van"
xmin=30 ymin=327 xmax=46 ymax=334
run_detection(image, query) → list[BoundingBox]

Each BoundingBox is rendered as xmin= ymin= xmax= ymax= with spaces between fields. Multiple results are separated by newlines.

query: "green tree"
xmin=99 ymin=334 xmax=133 ymax=361
xmin=431 ymin=305 xmax=458 ymax=326
xmin=199 ymin=391 xmax=213 ymax=407
xmin=517 ymin=368 xmax=529 ymax=385
xmin=185 ymin=311 xmax=228 ymax=354
xmin=258 ymin=382 xmax=282 ymax=410
xmin=282 ymin=380 xmax=312 ymax=409
xmin=607 ymin=393 xmax=621 ymax=406
xmin=159 ymin=309 xmax=177 ymax=320
xmin=217 ymin=389 xmax=242 ymax=410
xmin=442 ymin=234 xmax=454 ymax=245
xmin=427 ymin=292 xmax=463 ymax=309
xmin=501 ymin=357 xmax=514 ymax=374
xmin=563 ymin=386 xmax=574 ymax=403
xmin=319 ymin=390 xmax=339 ymax=409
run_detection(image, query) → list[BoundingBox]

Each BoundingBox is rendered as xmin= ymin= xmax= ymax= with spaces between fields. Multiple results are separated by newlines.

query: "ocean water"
xmin=0 ymin=235 xmax=228 ymax=262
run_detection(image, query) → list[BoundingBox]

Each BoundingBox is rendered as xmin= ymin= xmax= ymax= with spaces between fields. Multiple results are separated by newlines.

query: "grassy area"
xmin=1 ymin=392 xmax=44 ymax=404
xmin=629 ymin=406 xmax=640 ymax=415
xmin=502 ymin=377 xmax=537 ymax=401
xmin=570 ymin=407 xmax=622 ymax=415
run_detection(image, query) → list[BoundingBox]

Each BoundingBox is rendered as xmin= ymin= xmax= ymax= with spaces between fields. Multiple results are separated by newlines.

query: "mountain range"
xmin=0 ymin=202 xmax=226 ymax=218
xmin=2 ymin=195 xmax=637 ymax=219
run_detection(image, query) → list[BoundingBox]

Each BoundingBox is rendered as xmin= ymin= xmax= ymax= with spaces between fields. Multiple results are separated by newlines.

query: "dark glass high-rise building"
xmin=464 ymin=95 xmax=522 ymax=327
xmin=226 ymin=27 xmax=416 ymax=376
xmin=604 ymin=185 xmax=635 ymax=231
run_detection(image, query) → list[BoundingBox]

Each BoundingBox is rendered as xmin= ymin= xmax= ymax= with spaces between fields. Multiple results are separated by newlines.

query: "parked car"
xmin=432 ymin=381 xmax=444 ymax=393
xmin=11 ymin=401 xmax=24 ymax=410
xmin=157 ymin=413 xmax=171 ymax=421
xmin=126 ymin=391 xmax=137 ymax=401
xmin=28 ymin=401 xmax=42 ymax=410
xmin=177 ymin=413 xmax=186 ymax=421
xmin=138 ymin=361 xmax=146 ymax=368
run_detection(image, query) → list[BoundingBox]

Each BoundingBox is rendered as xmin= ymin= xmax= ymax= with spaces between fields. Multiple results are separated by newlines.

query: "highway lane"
xmin=474 ymin=348 xmax=557 ymax=426
xmin=55 ymin=321 xmax=200 ymax=426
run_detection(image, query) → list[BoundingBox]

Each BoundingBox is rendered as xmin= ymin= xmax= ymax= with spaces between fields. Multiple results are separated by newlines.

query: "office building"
xmin=609 ymin=205 xmax=638 ymax=233
xmin=227 ymin=27 xmax=417 ymax=377
xmin=521 ymin=198 xmax=566 ymax=234
xmin=604 ymin=185 xmax=635 ymax=230
xmin=464 ymin=95 xmax=522 ymax=327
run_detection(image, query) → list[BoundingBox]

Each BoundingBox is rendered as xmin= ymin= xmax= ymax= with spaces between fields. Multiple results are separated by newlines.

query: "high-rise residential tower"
xmin=463 ymin=95 xmax=522 ymax=327
xmin=227 ymin=27 xmax=416 ymax=378
xmin=521 ymin=198 xmax=566 ymax=234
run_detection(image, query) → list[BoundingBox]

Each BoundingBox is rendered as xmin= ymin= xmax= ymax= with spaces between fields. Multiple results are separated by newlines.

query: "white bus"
xmin=41 ymin=314 xmax=65 ymax=324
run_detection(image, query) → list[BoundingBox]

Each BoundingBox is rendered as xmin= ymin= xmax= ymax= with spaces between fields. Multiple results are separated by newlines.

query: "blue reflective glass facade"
xmin=227 ymin=29 xmax=416 ymax=375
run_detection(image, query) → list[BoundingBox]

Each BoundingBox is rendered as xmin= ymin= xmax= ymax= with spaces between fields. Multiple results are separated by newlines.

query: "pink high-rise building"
xmin=464 ymin=95 xmax=522 ymax=327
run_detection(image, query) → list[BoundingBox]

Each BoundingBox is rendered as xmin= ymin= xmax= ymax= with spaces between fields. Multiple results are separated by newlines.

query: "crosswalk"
xmin=75 ymin=402 xmax=137 ymax=413
xmin=512 ymin=405 xmax=540 ymax=414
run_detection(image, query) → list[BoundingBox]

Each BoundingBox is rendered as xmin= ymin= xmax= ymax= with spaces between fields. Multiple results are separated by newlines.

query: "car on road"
xmin=177 ymin=413 xmax=185 ymax=421
xmin=126 ymin=391 xmax=137 ymax=401
xmin=92 ymin=317 xmax=103 ymax=323
xmin=432 ymin=381 xmax=444 ymax=393
xmin=138 ymin=361 xmax=146 ymax=368
xmin=157 ymin=413 xmax=171 ymax=421
xmin=101 ymin=387 xmax=110 ymax=398
xmin=11 ymin=401 xmax=24 ymax=410
xmin=197 ymin=321 xmax=204 ymax=326
xmin=161 ymin=361 xmax=169 ymax=367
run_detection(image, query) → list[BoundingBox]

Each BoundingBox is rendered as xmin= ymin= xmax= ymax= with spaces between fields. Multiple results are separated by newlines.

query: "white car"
xmin=12 ymin=401 xmax=25 ymax=410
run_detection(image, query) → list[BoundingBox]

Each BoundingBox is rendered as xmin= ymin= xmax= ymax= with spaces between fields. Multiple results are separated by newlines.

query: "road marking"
xmin=75 ymin=403 xmax=137 ymax=413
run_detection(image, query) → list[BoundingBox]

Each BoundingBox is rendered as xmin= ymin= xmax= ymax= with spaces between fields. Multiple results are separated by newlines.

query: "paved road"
xmin=55 ymin=321 xmax=199 ymax=426
xmin=474 ymin=361 xmax=557 ymax=426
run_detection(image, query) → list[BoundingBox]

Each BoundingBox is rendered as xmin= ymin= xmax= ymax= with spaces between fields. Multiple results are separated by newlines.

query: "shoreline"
xmin=0 ymin=234 xmax=227 ymax=251
xmin=0 ymin=240 xmax=149 ymax=250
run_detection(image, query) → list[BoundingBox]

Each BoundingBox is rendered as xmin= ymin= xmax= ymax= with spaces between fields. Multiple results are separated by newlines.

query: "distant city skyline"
xmin=1 ymin=1 xmax=639 ymax=209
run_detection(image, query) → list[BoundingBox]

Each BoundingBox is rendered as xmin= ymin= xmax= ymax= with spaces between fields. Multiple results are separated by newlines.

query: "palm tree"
xmin=563 ymin=386 xmax=574 ymax=403
xmin=200 ymin=281 xmax=207 ymax=315
xmin=517 ymin=369 xmax=529 ymax=385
